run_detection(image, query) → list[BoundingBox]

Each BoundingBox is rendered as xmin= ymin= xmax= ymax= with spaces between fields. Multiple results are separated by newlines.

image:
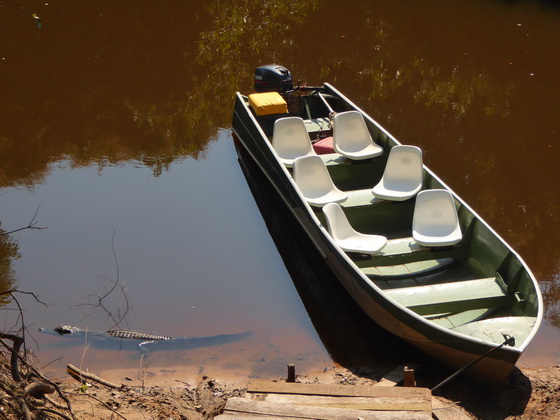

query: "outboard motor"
xmin=254 ymin=65 xmax=293 ymax=93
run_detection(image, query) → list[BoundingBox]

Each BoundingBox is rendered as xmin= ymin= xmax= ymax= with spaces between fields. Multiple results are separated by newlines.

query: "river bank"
xmin=1 ymin=351 xmax=558 ymax=419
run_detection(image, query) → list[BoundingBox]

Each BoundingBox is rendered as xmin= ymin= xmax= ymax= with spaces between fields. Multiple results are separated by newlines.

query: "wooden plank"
xmin=375 ymin=363 xmax=419 ymax=387
xmin=247 ymin=380 xmax=430 ymax=399
xmin=246 ymin=393 xmax=431 ymax=412
xmin=432 ymin=396 xmax=473 ymax=420
xmin=222 ymin=397 xmax=432 ymax=420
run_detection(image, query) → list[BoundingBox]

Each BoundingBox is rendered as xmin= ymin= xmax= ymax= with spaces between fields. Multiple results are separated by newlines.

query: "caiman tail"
xmin=106 ymin=330 xmax=172 ymax=341
xmin=162 ymin=331 xmax=253 ymax=351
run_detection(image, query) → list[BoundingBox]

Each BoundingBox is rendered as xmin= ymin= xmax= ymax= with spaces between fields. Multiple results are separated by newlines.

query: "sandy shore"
xmin=3 ymin=352 xmax=558 ymax=419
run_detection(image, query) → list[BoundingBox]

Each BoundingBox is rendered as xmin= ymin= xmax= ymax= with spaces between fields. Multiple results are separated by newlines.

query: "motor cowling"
xmin=254 ymin=65 xmax=293 ymax=93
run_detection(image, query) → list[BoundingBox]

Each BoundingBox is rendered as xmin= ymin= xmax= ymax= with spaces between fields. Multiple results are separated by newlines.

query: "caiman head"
xmin=53 ymin=325 xmax=81 ymax=335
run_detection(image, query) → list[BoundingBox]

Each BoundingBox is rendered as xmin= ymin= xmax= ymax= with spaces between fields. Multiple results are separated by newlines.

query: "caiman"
xmin=40 ymin=325 xmax=252 ymax=353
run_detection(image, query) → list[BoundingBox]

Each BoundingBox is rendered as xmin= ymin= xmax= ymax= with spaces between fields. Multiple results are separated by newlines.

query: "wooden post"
xmin=287 ymin=363 xmax=296 ymax=382
xmin=403 ymin=366 xmax=416 ymax=387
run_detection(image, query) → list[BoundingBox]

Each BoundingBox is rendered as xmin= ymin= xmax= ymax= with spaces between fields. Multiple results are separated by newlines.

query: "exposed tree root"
xmin=0 ymin=333 xmax=77 ymax=419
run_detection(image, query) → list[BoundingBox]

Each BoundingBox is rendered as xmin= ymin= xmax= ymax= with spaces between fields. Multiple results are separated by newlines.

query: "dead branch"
xmin=8 ymin=341 xmax=77 ymax=418
xmin=0 ymin=289 xmax=46 ymax=304
xmin=0 ymin=289 xmax=49 ymax=356
xmin=0 ymin=332 xmax=24 ymax=381
xmin=67 ymin=363 xmax=122 ymax=389
xmin=0 ymin=380 xmax=15 ymax=396
xmin=23 ymin=381 xmax=55 ymax=398
xmin=0 ymin=342 xmax=76 ymax=419
xmin=45 ymin=394 xmax=71 ymax=411
xmin=0 ymin=290 xmax=77 ymax=419
xmin=0 ymin=205 xmax=47 ymax=236
xmin=74 ymin=230 xmax=131 ymax=330
xmin=17 ymin=396 xmax=33 ymax=420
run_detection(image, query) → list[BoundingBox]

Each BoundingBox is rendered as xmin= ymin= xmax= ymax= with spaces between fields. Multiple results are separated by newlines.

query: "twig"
xmin=41 ymin=355 xmax=63 ymax=370
xmin=175 ymin=379 xmax=191 ymax=387
xmin=45 ymin=394 xmax=70 ymax=411
xmin=74 ymin=392 xmax=127 ymax=420
xmin=74 ymin=230 xmax=130 ymax=330
xmin=0 ymin=205 xmax=47 ymax=236
xmin=137 ymin=354 xmax=148 ymax=390
xmin=0 ymin=290 xmax=48 ymax=355
xmin=39 ymin=407 xmax=72 ymax=420
xmin=0 ymin=290 xmax=48 ymax=306
xmin=77 ymin=328 xmax=91 ymax=386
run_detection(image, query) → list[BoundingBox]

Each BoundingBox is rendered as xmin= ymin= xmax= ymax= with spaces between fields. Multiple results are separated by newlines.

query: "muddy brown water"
xmin=1 ymin=1 xmax=559 ymax=384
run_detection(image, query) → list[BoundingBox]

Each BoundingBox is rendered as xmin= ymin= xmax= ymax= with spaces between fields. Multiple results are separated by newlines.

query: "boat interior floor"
xmin=370 ymin=264 xmax=534 ymax=346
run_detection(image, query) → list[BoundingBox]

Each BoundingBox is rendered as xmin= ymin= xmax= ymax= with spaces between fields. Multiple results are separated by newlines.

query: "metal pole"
xmin=318 ymin=92 xmax=335 ymax=114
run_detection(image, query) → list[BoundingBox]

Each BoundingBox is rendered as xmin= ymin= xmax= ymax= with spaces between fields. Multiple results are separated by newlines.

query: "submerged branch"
xmin=75 ymin=230 xmax=130 ymax=329
xmin=1 ymin=206 xmax=47 ymax=236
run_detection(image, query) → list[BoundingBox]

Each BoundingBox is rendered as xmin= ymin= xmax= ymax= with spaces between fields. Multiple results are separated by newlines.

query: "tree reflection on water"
xmin=0 ymin=231 xmax=19 ymax=305
xmin=1 ymin=0 xmax=517 ymax=187
xmin=1 ymin=0 xmax=559 ymax=340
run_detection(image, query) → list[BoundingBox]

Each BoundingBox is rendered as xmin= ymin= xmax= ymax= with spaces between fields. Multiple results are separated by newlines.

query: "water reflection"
xmin=1 ymin=0 xmax=560 ymax=377
xmin=1 ymin=132 xmax=332 ymax=382
xmin=2 ymin=2 xmax=209 ymax=186
xmin=0 ymin=231 xmax=19 ymax=305
xmin=1 ymin=0 xmax=321 ymax=186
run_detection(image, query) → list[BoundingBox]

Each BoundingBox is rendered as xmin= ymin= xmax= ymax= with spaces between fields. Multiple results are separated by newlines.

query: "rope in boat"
xmin=431 ymin=334 xmax=516 ymax=393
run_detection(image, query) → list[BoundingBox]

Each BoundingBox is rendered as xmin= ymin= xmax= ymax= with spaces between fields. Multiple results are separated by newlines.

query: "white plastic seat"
xmin=412 ymin=189 xmax=462 ymax=247
xmin=372 ymin=145 xmax=423 ymax=201
xmin=272 ymin=117 xmax=317 ymax=167
xmin=333 ymin=111 xmax=383 ymax=160
xmin=323 ymin=202 xmax=387 ymax=254
xmin=293 ymin=155 xmax=348 ymax=207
